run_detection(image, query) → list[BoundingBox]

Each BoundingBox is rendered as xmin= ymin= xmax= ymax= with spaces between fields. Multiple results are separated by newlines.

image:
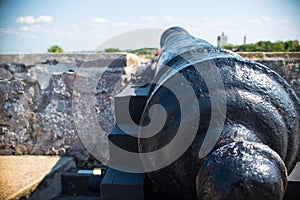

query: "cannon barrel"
xmin=138 ymin=27 xmax=300 ymax=199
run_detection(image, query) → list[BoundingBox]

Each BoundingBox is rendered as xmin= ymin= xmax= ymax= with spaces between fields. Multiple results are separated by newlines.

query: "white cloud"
xmin=19 ymin=26 xmax=30 ymax=32
xmin=14 ymin=24 xmax=66 ymax=40
xmin=36 ymin=16 xmax=53 ymax=23
xmin=19 ymin=25 xmax=41 ymax=32
xmin=16 ymin=16 xmax=36 ymax=24
xmin=16 ymin=16 xmax=53 ymax=24
xmin=91 ymin=17 xmax=110 ymax=24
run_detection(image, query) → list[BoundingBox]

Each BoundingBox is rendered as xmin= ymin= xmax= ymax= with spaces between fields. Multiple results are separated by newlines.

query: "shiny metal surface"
xmin=139 ymin=27 xmax=300 ymax=199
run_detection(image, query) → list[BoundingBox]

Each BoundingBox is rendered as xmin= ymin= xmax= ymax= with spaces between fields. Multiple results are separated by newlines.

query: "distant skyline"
xmin=0 ymin=0 xmax=299 ymax=53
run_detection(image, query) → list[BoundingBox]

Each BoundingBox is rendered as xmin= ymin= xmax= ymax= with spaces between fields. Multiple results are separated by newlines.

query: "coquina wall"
xmin=0 ymin=53 xmax=126 ymax=167
xmin=0 ymin=52 xmax=299 ymax=167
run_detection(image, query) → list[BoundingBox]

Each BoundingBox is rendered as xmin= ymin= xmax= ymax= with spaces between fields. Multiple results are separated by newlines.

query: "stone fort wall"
xmin=0 ymin=52 xmax=299 ymax=167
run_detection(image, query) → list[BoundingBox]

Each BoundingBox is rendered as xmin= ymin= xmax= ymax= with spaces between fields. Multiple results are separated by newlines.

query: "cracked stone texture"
xmin=0 ymin=53 xmax=126 ymax=168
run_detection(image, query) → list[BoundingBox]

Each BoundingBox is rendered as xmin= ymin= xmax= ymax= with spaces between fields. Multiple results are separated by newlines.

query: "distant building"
xmin=243 ymin=35 xmax=246 ymax=45
xmin=217 ymin=32 xmax=228 ymax=47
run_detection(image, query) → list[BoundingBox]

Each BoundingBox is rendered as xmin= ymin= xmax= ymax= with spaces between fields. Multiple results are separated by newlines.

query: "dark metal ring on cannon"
xmin=137 ymin=27 xmax=300 ymax=199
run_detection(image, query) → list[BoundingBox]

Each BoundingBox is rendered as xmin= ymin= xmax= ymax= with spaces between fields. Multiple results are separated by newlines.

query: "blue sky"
xmin=0 ymin=0 xmax=299 ymax=53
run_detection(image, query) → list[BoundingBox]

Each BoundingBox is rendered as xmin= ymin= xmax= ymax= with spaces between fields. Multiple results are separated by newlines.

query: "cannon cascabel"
xmin=138 ymin=27 xmax=300 ymax=200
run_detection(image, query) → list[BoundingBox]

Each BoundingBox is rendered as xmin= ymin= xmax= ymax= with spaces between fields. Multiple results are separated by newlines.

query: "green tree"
xmin=273 ymin=41 xmax=285 ymax=52
xmin=257 ymin=41 xmax=273 ymax=51
xmin=284 ymin=40 xmax=300 ymax=51
xmin=104 ymin=48 xmax=121 ymax=52
xmin=243 ymin=44 xmax=257 ymax=51
xmin=48 ymin=45 xmax=63 ymax=53
xmin=221 ymin=43 xmax=235 ymax=50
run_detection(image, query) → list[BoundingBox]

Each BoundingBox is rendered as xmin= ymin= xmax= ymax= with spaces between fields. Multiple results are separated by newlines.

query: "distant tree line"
xmin=103 ymin=47 xmax=158 ymax=55
xmin=47 ymin=41 xmax=299 ymax=54
xmin=128 ymin=48 xmax=158 ymax=55
xmin=104 ymin=48 xmax=121 ymax=52
xmin=222 ymin=40 xmax=300 ymax=52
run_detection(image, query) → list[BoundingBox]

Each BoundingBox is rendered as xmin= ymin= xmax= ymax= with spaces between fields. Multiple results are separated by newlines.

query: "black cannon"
xmin=102 ymin=27 xmax=300 ymax=200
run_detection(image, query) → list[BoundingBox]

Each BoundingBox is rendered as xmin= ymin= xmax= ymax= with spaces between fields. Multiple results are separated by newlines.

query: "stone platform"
xmin=0 ymin=156 xmax=76 ymax=200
